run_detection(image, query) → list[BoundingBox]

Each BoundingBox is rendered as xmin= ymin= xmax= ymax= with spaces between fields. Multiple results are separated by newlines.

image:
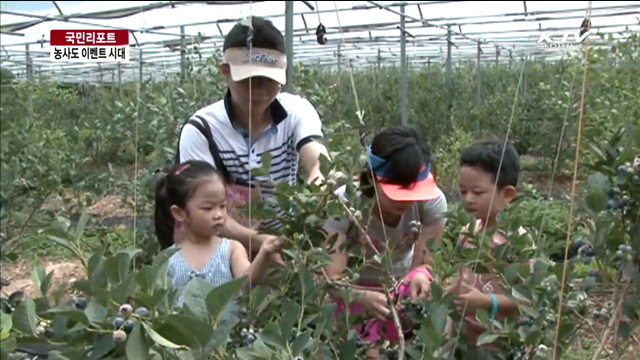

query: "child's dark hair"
xmin=154 ymin=160 xmax=226 ymax=249
xmin=459 ymin=139 xmax=520 ymax=189
xmin=359 ymin=126 xmax=432 ymax=198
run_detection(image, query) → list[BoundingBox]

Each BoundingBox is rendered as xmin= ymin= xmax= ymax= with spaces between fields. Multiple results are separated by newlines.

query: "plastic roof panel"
xmin=1 ymin=1 xmax=639 ymax=84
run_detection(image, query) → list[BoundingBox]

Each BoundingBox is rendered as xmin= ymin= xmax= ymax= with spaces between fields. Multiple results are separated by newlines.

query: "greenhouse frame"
xmin=1 ymin=1 xmax=638 ymax=86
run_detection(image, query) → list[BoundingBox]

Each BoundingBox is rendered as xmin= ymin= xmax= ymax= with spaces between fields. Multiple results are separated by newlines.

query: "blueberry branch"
xmin=591 ymin=280 xmax=631 ymax=360
xmin=338 ymin=199 xmax=407 ymax=359
xmin=339 ymin=201 xmax=380 ymax=256
xmin=569 ymin=309 xmax=612 ymax=358
xmin=382 ymin=285 xmax=406 ymax=360
xmin=85 ymin=327 xmax=116 ymax=334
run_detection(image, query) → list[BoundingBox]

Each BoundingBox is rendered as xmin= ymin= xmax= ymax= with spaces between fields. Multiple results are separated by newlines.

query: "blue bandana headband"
xmin=366 ymin=145 xmax=431 ymax=182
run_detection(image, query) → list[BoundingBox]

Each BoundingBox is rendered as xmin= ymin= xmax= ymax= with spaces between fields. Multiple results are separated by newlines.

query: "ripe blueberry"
xmin=134 ymin=307 xmax=150 ymax=317
xmin=593 ymin=310 xmax=601 ymax=319
xmin=113 ymin=317 xmax=124 ymax=329
xmin=73 ymin=297 xmax=87 ymax=310
xmin=123 ymin=320 xmax=135 ymax=333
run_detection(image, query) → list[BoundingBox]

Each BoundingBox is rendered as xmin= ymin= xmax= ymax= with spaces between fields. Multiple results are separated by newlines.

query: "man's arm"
xmin=292 ymin=96 xmax=329 ymax=186
xmin=220 ymin=216 xmax=265 ymax=255
xmin=299 ymin=140 xmax=331 ymax=186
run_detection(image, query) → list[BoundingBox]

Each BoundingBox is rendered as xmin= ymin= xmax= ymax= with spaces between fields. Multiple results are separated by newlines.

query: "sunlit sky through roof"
xmin=1 ymin=1 xmax=639 ymax=83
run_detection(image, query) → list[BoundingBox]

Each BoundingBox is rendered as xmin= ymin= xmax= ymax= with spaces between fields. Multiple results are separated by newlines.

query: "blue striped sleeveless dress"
xmin=166 ymin=238 xmax=238 ymax=322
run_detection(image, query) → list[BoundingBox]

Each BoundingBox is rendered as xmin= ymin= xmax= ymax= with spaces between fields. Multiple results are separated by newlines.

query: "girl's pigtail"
xmin=154 ymin=173 xmax=175 ymax=250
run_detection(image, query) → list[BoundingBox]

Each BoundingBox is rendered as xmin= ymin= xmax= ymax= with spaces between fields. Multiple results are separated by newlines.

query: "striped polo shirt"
xmin=177 ymin=90 xmax=324 ymax=230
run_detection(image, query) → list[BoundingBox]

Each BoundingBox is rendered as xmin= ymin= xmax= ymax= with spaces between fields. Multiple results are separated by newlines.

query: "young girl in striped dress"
xmin=154 ymin=160 xmax=284 ymax=319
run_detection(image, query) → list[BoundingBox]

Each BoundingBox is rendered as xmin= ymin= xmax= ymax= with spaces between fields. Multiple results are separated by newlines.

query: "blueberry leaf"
xmin=126 ymin=320 xmax=149 ymax=359
xmin=476 ymin=332 xmax=499 ymax=346
xmin=142 ymin=322 xmax=188 ymax=350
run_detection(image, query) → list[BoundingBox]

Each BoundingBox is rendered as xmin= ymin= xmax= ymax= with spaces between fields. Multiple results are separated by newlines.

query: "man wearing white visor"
xmin=174 ymin=16 xmax=330 ymax=262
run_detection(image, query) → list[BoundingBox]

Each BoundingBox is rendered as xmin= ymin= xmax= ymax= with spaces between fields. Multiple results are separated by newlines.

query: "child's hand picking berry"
xmin=409 ymin=270 xmax=433 ymax=300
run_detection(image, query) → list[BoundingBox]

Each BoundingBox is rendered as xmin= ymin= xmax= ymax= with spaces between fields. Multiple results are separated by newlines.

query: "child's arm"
xmin=481 ymin=293 xmax=521 ymax=318
xmin=455 ymin=283 xmax=521 ymax=318
xmin=229 ymin=240 xmax=278 ymax=291
xmin=323 ymin=229 xmax=377 ymax=301
xmin=410 ymin=223 xmax=444 ymax=271
xmin=323 ymin=229 xmax=392 ymax=321
xmin=412 ymin=192 xmax=448 ymax=269
xmin=323 ymin=229 xmax=354 ymax=298
xmin=473 ymin=289 xmax=520 ymax=316
xmin=493 ymin=293 xmax=521 ymax=317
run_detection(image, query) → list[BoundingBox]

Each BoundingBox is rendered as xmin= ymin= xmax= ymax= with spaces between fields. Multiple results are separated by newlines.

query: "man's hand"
xmin=255 ymin=234 xmax=286 ymax=265
xmin=271 ymin=252 xmax=285 ymax=265
xmin=261 ymin=234 xmax=287 ymax=266
xmin=222 ymin=216 xmax=263 ymax=251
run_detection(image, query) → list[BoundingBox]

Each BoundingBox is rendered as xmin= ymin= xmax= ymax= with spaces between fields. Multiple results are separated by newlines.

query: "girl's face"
xmin=175 ymin=175 xmax=228 ymax=240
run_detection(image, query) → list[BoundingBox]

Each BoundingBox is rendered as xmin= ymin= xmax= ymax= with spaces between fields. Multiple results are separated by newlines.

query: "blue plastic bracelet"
xmin=489 ymin=293 xmax=498 ymax=318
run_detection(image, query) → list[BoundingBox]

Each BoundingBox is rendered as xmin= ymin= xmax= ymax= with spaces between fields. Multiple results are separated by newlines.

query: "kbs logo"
xmin=50 ymin=29 xmax=130 ymax=62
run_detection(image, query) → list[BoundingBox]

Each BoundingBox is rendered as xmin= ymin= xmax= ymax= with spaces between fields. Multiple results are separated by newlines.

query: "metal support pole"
xmin=400 ymin=3 xmax=407 ymax=126
xmin=523 ymin=55 xmax=528 ymax=96
xmin=138 ymin=50 xmax=143 ymax=90
xmin=495 ymin=46 xmax=500 ymax=85
xmin=446 ymin=24 xmax=452 ymax=110
xmin=25 ymin=44 xmax=33 ymax=81
xmin=508 ymin=49 xmax=513 ymax=71
xmin=117 ymin=63 xmax=122 ymax=84
xmin=284 ymin=1 xmax=294 ymax=93
xmin=180 ymin=25 xmax=186 ymax=80
xmin=476 ymin=42 xmax=482 ymax=137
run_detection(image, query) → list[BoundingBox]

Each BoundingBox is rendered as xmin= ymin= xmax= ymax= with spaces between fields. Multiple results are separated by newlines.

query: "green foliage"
xmin=0 ymin=28 xmax=638 ymax=359
xmin=2 ymin=119 xmax=638 ymax=359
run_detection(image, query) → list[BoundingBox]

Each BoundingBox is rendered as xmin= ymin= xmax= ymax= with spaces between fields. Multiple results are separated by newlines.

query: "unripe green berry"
xmin=113 ymin=329 xmax=127 ymax=343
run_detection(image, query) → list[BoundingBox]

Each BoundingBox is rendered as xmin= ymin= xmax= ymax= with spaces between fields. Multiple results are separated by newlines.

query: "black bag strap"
xmin=175 ymin=115 xmax=233 ymax=184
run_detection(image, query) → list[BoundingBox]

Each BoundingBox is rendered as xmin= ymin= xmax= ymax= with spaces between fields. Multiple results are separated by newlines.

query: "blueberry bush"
xmin=0 ymin=28 xmax=638 ymax=359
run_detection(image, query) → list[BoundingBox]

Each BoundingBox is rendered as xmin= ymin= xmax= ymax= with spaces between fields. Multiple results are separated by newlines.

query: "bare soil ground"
xmin=86 ymin=193 xmax=138 ymax=220
xmin=0 ymin=259 xmax=84 ymax=302
xmin=574 ymin=289 xmax=640 ymax=360
xmin=41 ymin=190 xmax=136 ymax=220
